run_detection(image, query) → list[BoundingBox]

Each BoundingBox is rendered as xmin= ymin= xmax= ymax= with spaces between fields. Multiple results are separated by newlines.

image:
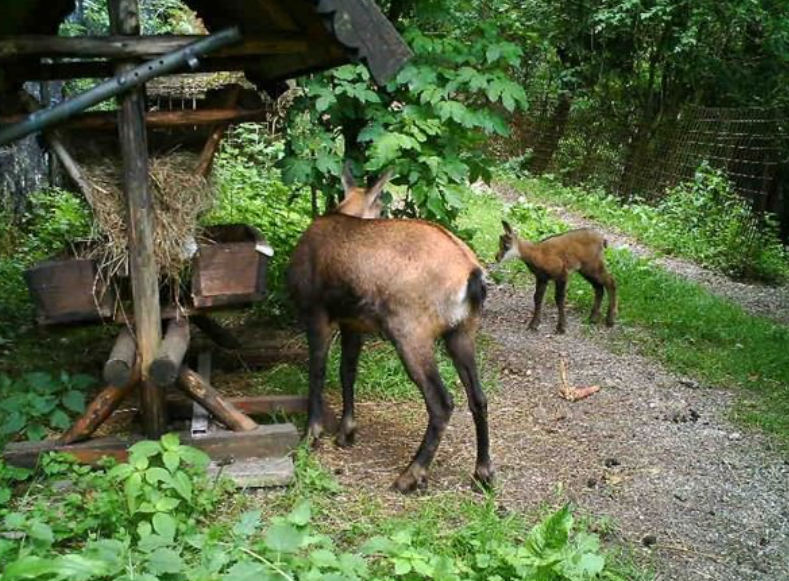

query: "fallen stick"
xmin=557 ymin=358 xmax=601 ymax=402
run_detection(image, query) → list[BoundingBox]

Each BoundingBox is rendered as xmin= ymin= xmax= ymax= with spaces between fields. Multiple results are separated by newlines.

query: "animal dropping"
xmin=287 ymin=163 xmax=493 ymax=493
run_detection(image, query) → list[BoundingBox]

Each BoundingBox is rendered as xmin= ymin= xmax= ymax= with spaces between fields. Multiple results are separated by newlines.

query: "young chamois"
xmin=496 ymin=221 xmax=616 ymax=334
xmin=287 ymin=166 xmax=492 ymax=493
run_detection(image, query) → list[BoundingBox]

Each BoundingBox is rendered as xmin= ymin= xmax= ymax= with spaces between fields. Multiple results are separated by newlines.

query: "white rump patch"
xmin=439 ymin=284 xmax=471 ymax=328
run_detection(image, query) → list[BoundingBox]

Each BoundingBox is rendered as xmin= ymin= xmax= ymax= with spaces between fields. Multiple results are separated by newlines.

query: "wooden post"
xmin=104 ymin=327 xmax=137 ymax=387
xmin=151 ymin=318 xmax=190 ymax=387
xmin=176 ymin=367 xmax=258 ymax=432
xmin=195 ymin=85 xmax=242 ymax=177
xmin=60 ymin=363 xmax=140 ymax=445
xmin=109 ymin=0 xmax=165 ymax=437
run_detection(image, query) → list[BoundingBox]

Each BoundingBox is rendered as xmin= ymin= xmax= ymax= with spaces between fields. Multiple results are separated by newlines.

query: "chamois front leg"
xmin=444 ymin=326 xmax=493 ymax=489
xmin=529 ymin=277 xmax=548 ymax=331
xmin=336 ymin=326 xmax=362 ymax=448
xmin=305 ymin=310 xmax=333 ymax=444
xmin=554 ymin=276 xmax=568 ymax=334
xmin=603 ymin=272 xmax=617 ymax=327
xmin=392 ymin=335 xmax=454 ymax=493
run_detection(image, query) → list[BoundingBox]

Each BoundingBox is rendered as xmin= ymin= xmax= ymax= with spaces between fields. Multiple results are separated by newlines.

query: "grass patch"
xmin=231 ymin=336 xmax=498 ymax=403
xmin=460 ymin=180 xmax=789 ymax=443
xmin=503 ymin=170 xmax=789 ymax=284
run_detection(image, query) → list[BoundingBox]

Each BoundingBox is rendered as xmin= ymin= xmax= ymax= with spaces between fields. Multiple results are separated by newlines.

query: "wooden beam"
xmin=5 ymin=424 xmax=300 ymax=468
xmin=60 ymin=363 xmax=140 ymax=445
xmin=103 ymin=327 xmax=137 ymax=387
xmin=0 ymin=107 xmax=269 ymax=131
xmin=176 ymin=367 xmax=258 ymax=432
xmin=190 ymin=314 xmax=242 ymax=350
xmin=0 ymin=35 xmax=307 ymax=60
xmin=110 ymin=0 xmax=165 ymax=438
xmin=151 ymin=318 xmax=190 ymax=387
xmin=169 ymin=394 xmax=309 ymax=419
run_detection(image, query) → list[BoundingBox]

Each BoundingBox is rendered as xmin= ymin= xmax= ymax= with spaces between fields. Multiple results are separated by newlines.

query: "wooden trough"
xmin=192 ymin=224 xmax=271 ymax=309
xmin=24 ymin=258 xmax=114 ymax=325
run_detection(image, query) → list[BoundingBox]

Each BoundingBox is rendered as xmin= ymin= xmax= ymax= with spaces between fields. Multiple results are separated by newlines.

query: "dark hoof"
xmin=473 ymin=465 xmax=495 ymax=492
xmin=605 ymin=320 xmax=615 ymax=328
xmin=556 ymin=327 xmax=567 ymax=335
xmin=527 ymin=323 xmax=540 ymax=332
xmin=305 ymin=423 xmax=324 ymax=448
xmin=393 ymin=468 xmax=428 ymax=494
xmin=335 ymin=429 xmax=356 ymax=448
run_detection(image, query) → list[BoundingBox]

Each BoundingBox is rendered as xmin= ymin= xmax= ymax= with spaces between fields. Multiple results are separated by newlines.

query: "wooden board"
xmin=3 ymin=424 xmax=300 ymax=468
xmin=191 ymin=224 xmax=268 ymax=308
xmin=24 ymin=258 xmax=114 ymax=325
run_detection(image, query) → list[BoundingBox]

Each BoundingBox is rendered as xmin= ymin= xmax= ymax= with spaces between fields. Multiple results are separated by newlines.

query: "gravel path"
xmin=488 ymin=181 xmax=789 ymax=325
xmin=315 ymin=283 xmax=789 ymax=581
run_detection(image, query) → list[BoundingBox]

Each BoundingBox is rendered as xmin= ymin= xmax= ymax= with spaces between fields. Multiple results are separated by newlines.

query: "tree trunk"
xmin=528 ymin=94 xmax=572 ymax=175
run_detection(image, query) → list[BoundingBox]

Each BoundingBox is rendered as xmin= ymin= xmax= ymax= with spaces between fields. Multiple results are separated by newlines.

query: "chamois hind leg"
xmin=554 ymin=275 xmax=569 ymax=334
xmin=444 ymin=325 xmax=493 ymax=489
xmin=529 ymin=277 xmax=548 ymax=331
xmin=390 ymin=331 xmax=454 ymax=493
xmin=602 ymin=270 xmax=617 ymax=327
xmin=580 ymin=272 xmax=605 ymax=324
xmin=336 ymin=325 xmax=363 ymax=448
xmin=305 ymin=309 xmax=333 ymax=443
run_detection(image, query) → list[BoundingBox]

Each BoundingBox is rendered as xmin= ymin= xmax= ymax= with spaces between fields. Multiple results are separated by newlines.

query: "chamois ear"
xmin=341 ymin=161 xmax=356 ymax=196
xmin=501 ymin=220 xmax=514 ymax=236
xmin=367 ymin=169 xmax=394 ymax=201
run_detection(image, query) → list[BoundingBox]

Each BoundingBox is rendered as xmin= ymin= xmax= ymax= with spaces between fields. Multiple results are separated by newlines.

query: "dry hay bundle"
xmin=81 ymin=152 xmax=214 ymax=281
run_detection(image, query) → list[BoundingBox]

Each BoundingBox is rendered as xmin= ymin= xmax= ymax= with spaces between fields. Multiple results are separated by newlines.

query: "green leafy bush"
xmin=0 ymin=372 xmax=91 ymax=443
xmin=507 ymin=165 xmax=789 ymax=283
xmin=281 ymin=22 xmax=528 ymax=226
xmin=657 ymin=163 xmax=789 ymax=282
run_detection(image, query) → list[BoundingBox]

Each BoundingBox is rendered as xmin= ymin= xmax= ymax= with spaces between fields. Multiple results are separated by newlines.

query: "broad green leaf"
xmin=288 ymin=500 xmax=311 ymax=526
xmin=1 ymin=556 xmax=58 ymax=580
xmin=1 ymin=412 xmax=25 ymax=435
xmin=172 ymin=471 xmax=193 ymax=502
xmin=25 ymin=372 xmax=56 ymax=393
xmin=146 ymin=467 xmax=173 ymax=486
xmin=221 ymin=561 xmax=271 ymax=581
xmin=137 ymin=534 xmax=173 ymax=554
xmin=162 ymin=451 xmax=180 ymax=473
xmin=124 ymin=472 xmax=143 ymax=512
xmin=49 ymin=409 xmax=71 ymax=430
xmin=138 ymin=521 xmax=153 ymax=538
xmin=177 ymin=445 xmax=210 ymax=469
xmin=62 ymin=390 xmax=86 ymax=413
xmin=393 ymin=558 xmax=412 ymax=575
xmin=129 ymin=440 xmax=161 ymax=459
xmin=264 ymin=522 xmax=304 ymax=554
xmin=4 ymin=512 xmax=25 ymax=529
xmin=310 ymin=548 xmax=338 ymax=568
xmin=28 ymin=521 xmax=54 ymax=544
xmin=155 ymin=497 xmax=180 ymax=512
xmin=108 ymin=464 xmax=135 ymax=481
xmin=146 ymin=547 xmax=184 ymax=575
xmin=153 ymin=512 xmax=177 ymax=540
xmin=233 ymin=510 xmax=262 ymax=537
xmin=69 ymin=374 xmax=97 ymax=391
xmin=360 ymin=536 xmax=395 ymax=555
xmin=25 ymin=423 xmax=47 ymax=442
xmin=56 ymin=553 xmax=111 ymax=580
xmin=160 ymin=433 xmax=180 ymax=451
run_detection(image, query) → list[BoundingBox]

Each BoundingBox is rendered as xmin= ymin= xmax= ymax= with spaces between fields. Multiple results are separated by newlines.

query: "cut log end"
xmin=151 ymin=318 xmax=190 ymax=387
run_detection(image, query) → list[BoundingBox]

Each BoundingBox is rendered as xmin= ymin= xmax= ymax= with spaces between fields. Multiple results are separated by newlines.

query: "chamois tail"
xmin=466 ymin=268 xmax=487 ymax=312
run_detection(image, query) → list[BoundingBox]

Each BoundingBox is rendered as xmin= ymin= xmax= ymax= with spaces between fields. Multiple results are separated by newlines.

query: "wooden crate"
xmin=24 ymin=258 xmax=114 ymax=325
xmin=191 ymin=224 xmax=270 ymax=309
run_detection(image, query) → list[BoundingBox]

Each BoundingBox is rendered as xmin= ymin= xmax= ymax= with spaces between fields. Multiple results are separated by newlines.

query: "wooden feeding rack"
xmin=0 ymin=0 xmax=411 ymax=472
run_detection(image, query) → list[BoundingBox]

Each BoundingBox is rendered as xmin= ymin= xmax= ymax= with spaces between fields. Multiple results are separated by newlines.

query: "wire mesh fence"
xmin=504 ymin=101 xmax=789 ymax=241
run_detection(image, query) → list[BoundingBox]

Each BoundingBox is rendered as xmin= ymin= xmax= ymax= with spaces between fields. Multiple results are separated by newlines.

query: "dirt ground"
xmin=313 ymin=279 xmax=789 ymax=580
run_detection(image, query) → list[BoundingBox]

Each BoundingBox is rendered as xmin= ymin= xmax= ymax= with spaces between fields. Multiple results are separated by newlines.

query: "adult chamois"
xmin=287 ymin=166 xmax=492 ymax=493
xmin=496 ymin=220 xmax=617 ymax=333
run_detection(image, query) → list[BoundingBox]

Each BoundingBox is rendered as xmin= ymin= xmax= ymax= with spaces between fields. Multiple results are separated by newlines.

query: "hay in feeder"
xmin=81 ymin=152 xmax=214 ymax=281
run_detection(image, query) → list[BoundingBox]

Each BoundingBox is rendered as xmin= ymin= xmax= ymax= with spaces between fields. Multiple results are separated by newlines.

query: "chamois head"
xmin=496 ymin=220 xmax=521 ymax=263
xmin=335 ymin=163 xmax=394 ymax=219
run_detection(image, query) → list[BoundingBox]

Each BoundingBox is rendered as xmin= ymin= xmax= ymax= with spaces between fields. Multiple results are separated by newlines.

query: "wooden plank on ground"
xmin=208 ymin=456 xmax=294 ymax=488
xmin=3 ymin=424 xmax=299 ymax=468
